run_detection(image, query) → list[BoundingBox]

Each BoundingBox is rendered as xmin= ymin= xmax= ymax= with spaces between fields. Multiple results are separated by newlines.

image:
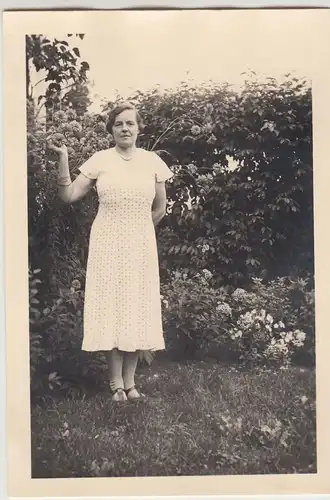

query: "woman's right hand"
xmin=47 ymin=141 xmax=68 ymax=157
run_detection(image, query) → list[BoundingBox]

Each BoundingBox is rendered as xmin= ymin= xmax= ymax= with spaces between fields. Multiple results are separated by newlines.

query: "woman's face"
xmin=112 ymin=109 xmax=139 ymax=149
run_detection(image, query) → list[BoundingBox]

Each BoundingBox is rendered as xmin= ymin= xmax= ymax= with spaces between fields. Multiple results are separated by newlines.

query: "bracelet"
xmin=57 ymin=175 xmax=71 ymax=186
xmin=57 ymin=181 xmax=72 ymax=187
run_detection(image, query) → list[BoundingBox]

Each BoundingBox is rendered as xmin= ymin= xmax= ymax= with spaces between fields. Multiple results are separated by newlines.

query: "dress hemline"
xmin=81 ymin=344 xmax=166 ymax=353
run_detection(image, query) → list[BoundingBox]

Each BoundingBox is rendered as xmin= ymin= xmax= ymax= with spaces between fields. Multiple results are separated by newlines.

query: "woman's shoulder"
xmin=87 ymin=147 xmax=115 ymax=159
xmin=98 ymin=147 xmax=116 ymax=156
xmin=137 ymin=148 xmax=161 ymax=161
xmin=137 ymin=147 xmax=151 ymax=155
xmin=84 ymin=148 xmax=116 ymax=172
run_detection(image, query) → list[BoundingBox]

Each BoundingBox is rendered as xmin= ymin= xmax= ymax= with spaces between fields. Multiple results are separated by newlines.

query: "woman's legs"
xmin=107 ymin=349 xmax=126 ymax=400
xmin=106 ymin=348 xmax=141 ymax=400
xmin=122 ymin=350 xmax=139 ymax=390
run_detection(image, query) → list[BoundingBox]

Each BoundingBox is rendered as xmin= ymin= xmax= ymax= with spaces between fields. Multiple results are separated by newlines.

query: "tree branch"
xmin=151 ymin=115 xmax=202 ymax=151
xmin=32 ymin=78 xmax=47 ymax=88
xmin=35 ymin=102 xmax=46 ymax=120
xmin=151 ymin=116 xmax=183 ymax=151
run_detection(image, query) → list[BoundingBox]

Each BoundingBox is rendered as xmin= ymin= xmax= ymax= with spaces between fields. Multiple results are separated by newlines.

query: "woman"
xmin=49 ymin=102 xmax=173 ymax=402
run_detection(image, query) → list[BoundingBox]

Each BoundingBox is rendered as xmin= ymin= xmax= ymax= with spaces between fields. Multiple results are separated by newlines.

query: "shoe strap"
xmin=111 ymin=387 xmax=125 ymax=395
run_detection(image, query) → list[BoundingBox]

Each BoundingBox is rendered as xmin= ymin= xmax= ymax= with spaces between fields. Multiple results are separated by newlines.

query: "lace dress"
xmin=78 ymin=147 xmax=173 ymax=352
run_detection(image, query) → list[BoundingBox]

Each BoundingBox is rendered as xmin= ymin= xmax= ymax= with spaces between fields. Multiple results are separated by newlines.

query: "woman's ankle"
xmin=109 ymin=378 xmax=124 ymax=393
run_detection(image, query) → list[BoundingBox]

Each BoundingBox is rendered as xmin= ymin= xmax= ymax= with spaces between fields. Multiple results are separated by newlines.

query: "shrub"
xmin=29 ymin=265 xmax=86 ymax=393
xmin=29 ymin=267 xmax=43 ymax=385
xmin=161 ymin=274 xmax=314 ymax=367
xmin=27 ymin=75 xmax=314 ymax=379
xmin=161 ymin=270 xmax=228 ymax=359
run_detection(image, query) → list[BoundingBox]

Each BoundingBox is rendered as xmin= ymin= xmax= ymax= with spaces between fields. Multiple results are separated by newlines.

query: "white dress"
xmin=78 ymin=147 xmax=173 ymax=352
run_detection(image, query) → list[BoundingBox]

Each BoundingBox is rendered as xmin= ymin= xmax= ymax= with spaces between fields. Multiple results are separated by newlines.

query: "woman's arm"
xmin=49 ymin=144 xmax=95 ymax=204
xmin=152 ymin=181 xmax=167 ymax=226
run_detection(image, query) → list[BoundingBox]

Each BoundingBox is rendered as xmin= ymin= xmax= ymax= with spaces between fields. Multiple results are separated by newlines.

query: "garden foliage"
xmin=26 ymin=35 xmax=314 ymax=392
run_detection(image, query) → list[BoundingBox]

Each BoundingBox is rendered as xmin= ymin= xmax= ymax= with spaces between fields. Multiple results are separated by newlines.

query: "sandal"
xmin=111 ymin=388 xmax=127 ymax=402
xmin=125 ymin=386 xmax=142 ymax=400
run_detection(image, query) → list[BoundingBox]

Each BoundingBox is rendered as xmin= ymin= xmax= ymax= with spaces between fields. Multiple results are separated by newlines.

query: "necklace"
xmin=118 ymin=154 xmax=132 ymax=161
xmin=115 ymin=148 xmax=135 ymax=161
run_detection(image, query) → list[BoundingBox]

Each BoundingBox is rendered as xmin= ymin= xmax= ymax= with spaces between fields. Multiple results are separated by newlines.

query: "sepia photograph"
xmin=26 ymin=16 xmax=316 ymax=479
xmin=4 ymin=7 xmax=330 ymax=497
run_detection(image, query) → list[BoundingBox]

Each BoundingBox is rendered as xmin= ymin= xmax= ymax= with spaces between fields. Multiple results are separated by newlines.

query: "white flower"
xmin=295 ymin=330 xmax=306 ymax=342
xmin=232 ymin=288 xmax=248 ymax=300
xmin=191 ymin=125 xmax=201 ymax=136
xmin=216 ymin=302 xmax=232 ymax=316
xmin=266 ymin=314 xmax=274 ymax=324
xmin=278 ymin=321 xmax=285 ymax=329
xmin=187 ymin=163 xmax=197 ymax=174
xmin=71 ymin=279 xmax=81 ymax=290
xmin=201 ymin=244 xmax=210 ymax=254
xmin=265 ymin=325 xmax=272 ymax=332
xmin=274 ymin=323 xmax=279 ymax=329
xmin=301 ymin=395 xmax=308 ymax=404
xmin=229 ymin=329 xmax=242 ymax=340
xmin=202 ymin=269 xmax=213 ymax=279
xmin=237 ymin=311 xmax=254 ymax=330
xmin=285 ymin=332 xmax=293 ymax=342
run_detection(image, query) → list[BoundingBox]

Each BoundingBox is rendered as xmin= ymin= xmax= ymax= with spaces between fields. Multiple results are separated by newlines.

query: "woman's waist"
xmin=92 ymin=211 xmax=153 ymax=229
xmin=95 ymin=209 xmax=152 ymax=221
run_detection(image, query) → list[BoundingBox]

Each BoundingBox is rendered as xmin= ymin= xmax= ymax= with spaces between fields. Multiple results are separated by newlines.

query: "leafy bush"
xmin=161 ymin=273 xmax=314 ymax=367
xmin=29 ymin=265 xmax=85 ymax=392
xmin=29 ymin=267 xmax=43 ymax=384
xmin=27 ymin=42 xmax=314 ymax=380
xmin=126 ymin=75 xmax=313 ymax=285
xmin=161 ymin=270 xmax=228 ymax=358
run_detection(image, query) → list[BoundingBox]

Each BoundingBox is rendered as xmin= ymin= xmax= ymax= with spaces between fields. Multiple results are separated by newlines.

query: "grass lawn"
xmin=31 ymin=360 xmax=316 ymax=478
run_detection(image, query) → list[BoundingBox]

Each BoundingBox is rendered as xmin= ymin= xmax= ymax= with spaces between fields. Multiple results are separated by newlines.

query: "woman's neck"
xmin=115 ymin=144 xmax=137 ymax=158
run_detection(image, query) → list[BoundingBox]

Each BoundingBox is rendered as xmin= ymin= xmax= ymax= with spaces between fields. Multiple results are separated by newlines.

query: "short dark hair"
xmin=106 ymin=102 xmax=144 ymax=134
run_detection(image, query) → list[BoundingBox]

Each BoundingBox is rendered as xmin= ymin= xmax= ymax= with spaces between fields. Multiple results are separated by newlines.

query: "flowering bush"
xmin=227 ymin=306 xmax=307 ymax=367
xmin=161 ymin=273 xmax=314 ymax=366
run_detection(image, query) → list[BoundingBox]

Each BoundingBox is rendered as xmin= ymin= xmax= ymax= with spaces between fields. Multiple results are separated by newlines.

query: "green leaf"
xmin=81 ymin=61 xmax=90 ymax=71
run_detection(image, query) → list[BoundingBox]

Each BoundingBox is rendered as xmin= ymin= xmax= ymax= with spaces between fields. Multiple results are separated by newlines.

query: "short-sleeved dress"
xmin=78 ymin=147 xmax=173 ymax=352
